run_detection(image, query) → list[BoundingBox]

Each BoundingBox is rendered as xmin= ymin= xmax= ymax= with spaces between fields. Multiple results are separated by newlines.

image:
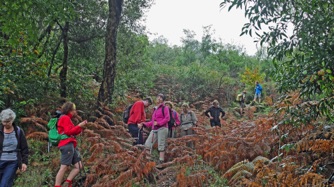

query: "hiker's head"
xmin=0 ymin=109 xmax=16 ymax=127
xmin=243 ymin=90 xmax=247 ymax=94
xmin=165 ymin=101 xmax=174 ymax=109
xmin=156 ymin=93 xmax=165 ymax=104
xmin=213 ymin=100 xmax=219 ymax=107
xmin=256 ymin=81 xmax=259 ymax=85
xmin=62 ymin=102 xmax=77 ymax=116
xmin=182 ymin=103 xmax=189 ymax=112
xmin=143 ymin=97 xmax=153 ymax=107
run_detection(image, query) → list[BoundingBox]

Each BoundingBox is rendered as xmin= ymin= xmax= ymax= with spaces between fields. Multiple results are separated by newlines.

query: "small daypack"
xmin=168 ymin=109 xmax=176 ymax=128
xmin=122 ymin=104 xmax=133 ymax=124
xmin=47 ymin=116 xmax=69 ymax=146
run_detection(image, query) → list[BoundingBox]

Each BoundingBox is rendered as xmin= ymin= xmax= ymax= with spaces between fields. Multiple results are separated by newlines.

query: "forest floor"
xmin=14 ymin=97 xmax=334 ymax=187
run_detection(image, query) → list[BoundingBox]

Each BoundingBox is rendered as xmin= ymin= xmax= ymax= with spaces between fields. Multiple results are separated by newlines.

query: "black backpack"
xmin=158 ymin=106 xmax=175 ymax=128
xmin=122 ymin=104 xmax=133 ymax=124
xmin=168 ymin=109 xmax=176 ymax=128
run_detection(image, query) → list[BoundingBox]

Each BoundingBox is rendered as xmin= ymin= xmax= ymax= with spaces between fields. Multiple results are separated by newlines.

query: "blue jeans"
xmin=0 ymin=160 xmax=18 ymax=187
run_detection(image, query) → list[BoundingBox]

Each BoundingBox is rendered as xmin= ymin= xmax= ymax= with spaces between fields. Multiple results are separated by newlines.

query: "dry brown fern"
xmin=26 ymin=132 xmax=48 ymax=140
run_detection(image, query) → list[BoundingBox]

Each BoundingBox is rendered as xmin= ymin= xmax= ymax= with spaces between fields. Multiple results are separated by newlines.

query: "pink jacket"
xmin=145 ymin=104 xmax=170 ymax=130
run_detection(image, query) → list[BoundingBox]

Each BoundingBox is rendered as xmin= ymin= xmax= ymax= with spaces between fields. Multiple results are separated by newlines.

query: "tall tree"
xmin=98 ymin=0 xmax=124 ymax=104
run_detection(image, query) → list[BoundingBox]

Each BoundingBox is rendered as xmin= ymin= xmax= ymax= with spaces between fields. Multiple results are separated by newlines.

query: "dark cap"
xmin=157 ymin=93 xmax=166 ymax=101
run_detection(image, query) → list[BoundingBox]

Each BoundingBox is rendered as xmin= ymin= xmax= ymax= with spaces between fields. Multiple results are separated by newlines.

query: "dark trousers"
xmin=128 ymin=124 xmax=143 ymax=145
xmin=168 ymin=126 xmax=174 ymax=138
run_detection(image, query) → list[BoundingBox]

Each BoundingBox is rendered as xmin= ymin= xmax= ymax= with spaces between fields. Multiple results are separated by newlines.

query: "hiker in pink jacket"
xmin=144 ymin=93 xmax=170 ymax=164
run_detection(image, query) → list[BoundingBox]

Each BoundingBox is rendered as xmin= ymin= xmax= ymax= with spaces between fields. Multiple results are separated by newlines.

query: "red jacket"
xmin=57 ymin=113 xmax=82 ymax=148
xmin=127 ymin=101 xmax=146 ymax=125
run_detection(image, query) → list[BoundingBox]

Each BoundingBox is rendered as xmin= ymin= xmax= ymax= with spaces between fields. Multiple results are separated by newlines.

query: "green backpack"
xmin=47 ymin=117 xmax=69 ymax=146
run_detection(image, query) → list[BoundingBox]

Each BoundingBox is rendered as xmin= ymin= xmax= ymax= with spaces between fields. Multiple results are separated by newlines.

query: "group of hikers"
xmin=125 ymin=93 xmax=226 ymax=165
xmin=0 ymin=81 xmax=263 ymax=187
xmin=236 ymin=81 xmax=263 ymax=116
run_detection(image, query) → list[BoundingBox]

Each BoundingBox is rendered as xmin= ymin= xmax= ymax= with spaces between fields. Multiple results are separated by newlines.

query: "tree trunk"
xmin=97 ymin=0 xmax=123 ymax=105
xmin=60 ymin=22 xmax=69 ymax=98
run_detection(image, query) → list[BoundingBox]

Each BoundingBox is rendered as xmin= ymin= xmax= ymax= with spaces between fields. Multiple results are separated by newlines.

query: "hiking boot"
xmin=156 ymin=160 xmax=165 ymax=169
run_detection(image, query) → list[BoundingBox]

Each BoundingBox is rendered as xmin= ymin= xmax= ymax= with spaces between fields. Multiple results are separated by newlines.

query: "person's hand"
xmin=153 ymin=121 xmax=158 ymax=126
xmin=209 ymin=116 xmax=213 ymax=120
xmin=21 ymin=164 xmax=27 ymax=172
xmin=79 ymin=120 xmax=88 ymax=128
xmin=138 ymin=123 xmax=143 ymax=129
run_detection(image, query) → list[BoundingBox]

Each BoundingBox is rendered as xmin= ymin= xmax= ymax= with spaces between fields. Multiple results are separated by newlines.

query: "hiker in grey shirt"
xmin=0 ymin=109 xmax=29 ymax=187
xmin=180 ymin=103 xmax=197 ymax=136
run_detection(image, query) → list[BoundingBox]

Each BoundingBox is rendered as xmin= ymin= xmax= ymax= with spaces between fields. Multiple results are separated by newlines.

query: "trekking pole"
xmin=47 ymin=141 xmax=50 ymax=153
xmin=150 ymin=131 xmax=154 ymax=154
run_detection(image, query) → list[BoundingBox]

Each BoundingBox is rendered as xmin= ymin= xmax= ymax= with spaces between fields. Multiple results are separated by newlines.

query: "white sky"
xmin=144 ymin=0 xmax=259 ymax=55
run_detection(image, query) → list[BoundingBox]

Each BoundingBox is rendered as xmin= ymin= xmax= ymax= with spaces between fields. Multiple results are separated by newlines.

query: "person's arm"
xmin=174 ymin=111 xmax=181 ymax=126
xmin=19 ymin=129 xmax=29 ymax=171
xmin=58 ymin=116 xmax=82 ymax=136
xmin=204 ymin=108 xmax=211 ymax=118
xmin=141 ymin=104 xmax=146 ymax=123
xmin=144 ymin=109 xmax=155 ymax=128
xmin=220 ymin=108 xmax=225 ymax=118
xmin=191 ymin=111 xmax=198 ymax=125
xmin=180 ymin=114 xmax=183 ymax=124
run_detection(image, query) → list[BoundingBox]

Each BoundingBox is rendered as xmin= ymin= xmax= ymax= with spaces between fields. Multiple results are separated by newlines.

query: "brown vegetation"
xmin=21 ymin=94 xmax=334 ymax=186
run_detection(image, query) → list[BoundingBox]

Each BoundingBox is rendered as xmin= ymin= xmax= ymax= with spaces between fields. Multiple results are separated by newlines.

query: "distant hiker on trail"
xmin=236 ymin=90 xmax=247 ymax=116
xmin=127 ymin=97 xmax=153 ymax=145
xmin=165 ymin=101 xmax=180 ymax=138
xmin=180 ymin=103 xmax=197 ymax=137
xmin=144 ymin=94 xmax=169 ymax=164
xmin=253 ymin=81 xmax=263 ymax=103
xmin=205 ymin=100 xmax=225 ymax=128
xmin=0 ymin=109 xmax=29 ymax=187
xmin=55 ymin=102 xmax=89 ymax=187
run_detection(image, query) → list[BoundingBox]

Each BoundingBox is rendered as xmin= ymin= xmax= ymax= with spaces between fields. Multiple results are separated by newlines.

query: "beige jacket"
xmin=180 ymin=111 xmax=197 ymax=130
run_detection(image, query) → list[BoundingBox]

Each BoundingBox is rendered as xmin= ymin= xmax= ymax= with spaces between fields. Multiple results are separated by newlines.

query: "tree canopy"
xmin=221 ymin=0 xmax=334 ymax=123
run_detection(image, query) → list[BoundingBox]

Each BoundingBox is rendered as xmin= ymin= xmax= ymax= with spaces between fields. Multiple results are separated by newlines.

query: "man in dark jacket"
xmin=205 ymin=100 xmax=225 ymax=128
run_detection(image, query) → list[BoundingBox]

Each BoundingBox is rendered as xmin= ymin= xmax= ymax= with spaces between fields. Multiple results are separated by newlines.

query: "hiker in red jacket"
xmin=55 ymin=102 xmax=89 ymax=187
xmin=144 ymin=94 xmax=170 ymax=164
xmin=127 ymin=97 xmax=153 ymax=145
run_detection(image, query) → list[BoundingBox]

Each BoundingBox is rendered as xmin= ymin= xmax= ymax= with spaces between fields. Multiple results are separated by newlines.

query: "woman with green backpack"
xmin=54 ymin=102 xmax=88 ymax=187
